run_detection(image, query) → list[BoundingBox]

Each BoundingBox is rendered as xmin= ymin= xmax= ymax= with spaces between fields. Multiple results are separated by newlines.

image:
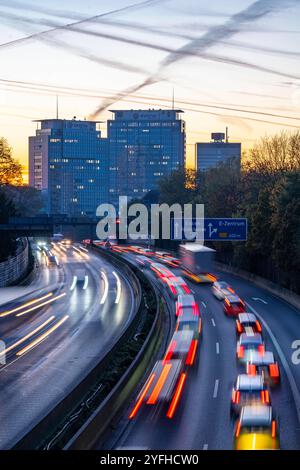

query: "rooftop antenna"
xmin=172 ymin=87 xmax=175 ymax=110
xmin=56 ymin=95 xmax=59 ymax=119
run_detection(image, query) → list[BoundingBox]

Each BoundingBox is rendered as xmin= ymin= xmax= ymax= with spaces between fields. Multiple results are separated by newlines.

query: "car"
xmin=46 ymin=254 xmax=59 ymax=267
xmin=236 ymin=313 xmax=262 ymax=335
xmin=245 ymin=350 xmax=280 ymax=386
xmin=164 ymin=330 xmax=197 ymax=366
xmin=128 ymin=359 xmax=186 ymax=420
xmin=165 ymin=276 xmax=190 ymax=297
xmin=175 ymin=294 xmax=199 ymax=317
xmin=176 ymin=311 xmax=202 ymax=340
xmin=135 ymin=255 xmax=153 ymax=266
xmin=234 ymin=405 xmax=279 ymax=450
xmin=224 ymin=294 xmax=246 ymax=317
xmin=237 ymin=333 xmax=265 ymax=362
xmin=159 ymin=256 xmax=181 ymax=268
xmin=231 ymin=374 xmax=270 ymax=416
xmin=212 ymin=281 xmax=235 ymax=300
xmin=136 ymin=248 xmax=155 ymax=256
xmin=150 ymin=263 xmax=174 ymax=279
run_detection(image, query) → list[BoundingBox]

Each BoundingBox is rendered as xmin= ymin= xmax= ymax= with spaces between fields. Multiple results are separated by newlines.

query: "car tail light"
xmin=186 ymin=340 xmax=198 ymax=366
xmin=247 ymin=363 xmax=256 ymax=375
xmin=237 ymin=345 xmax=244 ymax=358
xmin=255 ymin=320 xmax=262 ymax=333
xmin=272 ymin=420 xmax=276 ymax=438
xmin=225 ymin=298 xmax=230 ymax=306
xmin=236 ymin=320 xmax=243 ymax=334
xmin=193 ymin=303 xmax=200 ymax=316
xmin=258 ymin=344 xmax=265 ymax=355
xmin=166 ymin=373 xmax=186 ymax=419
xmin=231 ymin=390 xmax=240 ymax=404
xmin=164 ymin=340 xmax=176 ymax=362
xmin=269 ymin=363 xmax=280 ymax=378
xmin=129 ymin=373 xmax=156 ymax=419
xmin=183 ymin=285 xmax=190 ymax=294
xmin=264 ymin=390 xmax=270 ymax=404
xmin=236 ymin=420 xmax=241 ymax=437
xmin=170 ymin=285 xmax=177 ymax=295
xmin=198 ymin=318 xmax=202 ymax=334
xmin=260 ymin=390 xmax=270 ymax=404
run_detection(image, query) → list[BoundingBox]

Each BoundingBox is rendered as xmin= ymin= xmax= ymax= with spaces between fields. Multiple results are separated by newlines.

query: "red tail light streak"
xmin=166 ymin=373 xmax=187 ymax=419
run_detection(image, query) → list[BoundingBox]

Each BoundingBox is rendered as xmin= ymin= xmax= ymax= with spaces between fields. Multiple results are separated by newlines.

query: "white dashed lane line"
xmin=213 ymin=379 xmax=219 ymax=398
xmin=216 ymin=342 xmax=220 ymax=355
xmin=211 ymin=318 xmax=216 ymax=327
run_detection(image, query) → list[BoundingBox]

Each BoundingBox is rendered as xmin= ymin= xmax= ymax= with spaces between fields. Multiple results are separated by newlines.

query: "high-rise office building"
xmin=29 ymin=119 xmax=108 ymax=216
xmin=107 ymin=109 xmax=186 ymax=204
xmin=196 ymin=132 xmax=241 ymax=172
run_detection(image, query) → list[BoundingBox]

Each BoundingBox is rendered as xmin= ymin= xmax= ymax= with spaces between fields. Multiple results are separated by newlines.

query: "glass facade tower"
xmin=107 ymin=109 xmax=186 ymax=205
xmin=29 ymin=119 xmax=108 ymax=216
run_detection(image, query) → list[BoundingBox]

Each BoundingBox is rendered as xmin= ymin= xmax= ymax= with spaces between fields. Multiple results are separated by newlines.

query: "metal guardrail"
xmin=13 ymin=248 xmax=142 ymax=450
xmin=64 ymin=251 xmax=163 ymax=450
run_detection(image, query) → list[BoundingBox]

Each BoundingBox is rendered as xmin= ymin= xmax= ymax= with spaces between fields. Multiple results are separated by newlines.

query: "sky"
xmin=0 ymin=0 xmax=300 ymax=181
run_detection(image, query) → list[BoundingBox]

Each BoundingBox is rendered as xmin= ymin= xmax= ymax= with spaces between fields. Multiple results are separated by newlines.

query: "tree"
xmin=246 ymin=131 xmax=300 ymax=177
xmin=270 ymin=171 xmax=300 ymax=290
xmin=158 ymin=167 xmax=197 ymax=205
xmin=0 ymin=187 xmax=17 ymax=261
xmin=0 ymin=137 xmax=23 ymax=185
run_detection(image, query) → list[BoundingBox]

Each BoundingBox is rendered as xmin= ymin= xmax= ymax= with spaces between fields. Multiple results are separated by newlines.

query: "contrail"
xmin=89 ymin=0 xmax=297 ymax=118
xmin=0 ymin=0 xmax=163 ymax=49
xmin=1 ymin=3 xmax=299 ymax=86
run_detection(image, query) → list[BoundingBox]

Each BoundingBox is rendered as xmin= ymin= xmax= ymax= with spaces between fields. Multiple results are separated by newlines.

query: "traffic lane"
xmin=213 ymin=271 xmax=300 ymax=449
xmin=0 ymin=253 xmax=134 ymax=449
xmin=112 ymin=282 xmax=235 ymax=450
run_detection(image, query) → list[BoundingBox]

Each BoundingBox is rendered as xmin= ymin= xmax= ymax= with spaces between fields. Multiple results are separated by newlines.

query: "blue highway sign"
xmin=171 ymin=218 xmax=248 ymax=241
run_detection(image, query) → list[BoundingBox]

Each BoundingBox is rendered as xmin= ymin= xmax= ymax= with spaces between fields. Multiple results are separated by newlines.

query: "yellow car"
xmin=234 ymin=405 xmax=279 ymax=450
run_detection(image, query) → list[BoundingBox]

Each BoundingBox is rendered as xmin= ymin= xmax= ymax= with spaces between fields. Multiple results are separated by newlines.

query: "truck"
xmin=179 ymin=244 xmax=216 ymax=283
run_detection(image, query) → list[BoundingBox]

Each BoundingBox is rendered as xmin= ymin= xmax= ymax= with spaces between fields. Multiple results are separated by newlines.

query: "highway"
xmin=0 ymin=243 xmax=135 ymax=449
xmin=101 ymin=249 xmax=300 ymax=451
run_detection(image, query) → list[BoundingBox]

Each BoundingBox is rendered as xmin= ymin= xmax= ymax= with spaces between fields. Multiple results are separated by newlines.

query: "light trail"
xmin=16 ymin=315 xmax=69 ymax=356
xmin=70 ymin=276 xmax=77 ymax=291
xmin=16 ymin=292 xmax=66 ymax=317
xmin=112 ymin=271 xmax=122 ymax=304
xmin=0 ymin=292 xmax=53 ymax=318
xmin=0 ymin=316 xmax=55 ymax=359
xmin=100 ymin=271 xmax=109 ymax=304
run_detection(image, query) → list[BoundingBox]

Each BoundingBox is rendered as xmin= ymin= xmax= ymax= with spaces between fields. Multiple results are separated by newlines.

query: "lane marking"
xmin=201 ymin=301 xmax=207 ymax=309
xmin=216 ymin=342 xmax=220 ymax=355
xmin=213 ymin=379 xmax=219 ymax=398
xmin=211 ymin=318 xmax=216 ymax=327
xmin=203 ymin=444 xmax=208 ymax=450
xmin=190 ymin=289 xmax=195 ymax=294
xmin=252 ymin=297 xmax=268 ymax=305
xmin=247 ymin=301 xmax=300 ymax=423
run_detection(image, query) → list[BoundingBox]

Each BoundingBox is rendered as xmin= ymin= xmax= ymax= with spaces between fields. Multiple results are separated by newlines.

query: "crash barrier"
xmin=64 ymin=246 xmax=164 ymax=450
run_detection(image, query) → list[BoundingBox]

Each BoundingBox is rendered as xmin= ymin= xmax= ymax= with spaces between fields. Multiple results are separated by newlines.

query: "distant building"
xmin=29 ymin=119 xmax=108 ymax=216
xmin=107 ymin=109 xmax=186 ymax=204
xmin=196 ymin=132 xmax=241 ymax=172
